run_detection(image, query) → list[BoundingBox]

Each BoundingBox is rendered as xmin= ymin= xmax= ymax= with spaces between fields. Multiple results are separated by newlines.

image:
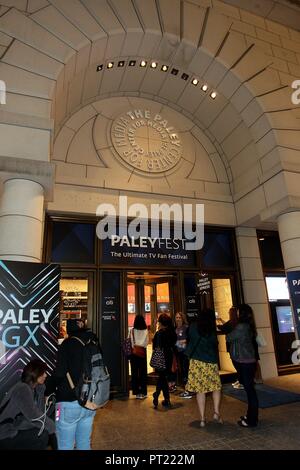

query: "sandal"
xmin=213 ymin=412 xmax=223 ymax=424
xmin=199 ymin=419 xmax=206 ymax=428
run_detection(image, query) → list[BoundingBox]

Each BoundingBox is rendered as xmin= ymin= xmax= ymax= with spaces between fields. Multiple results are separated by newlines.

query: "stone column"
xmin=235 ymin=227 xmax=278 ymax=379
xmin=0 ymin=179 xmax=44 ymax=262
xmin=277 ymin=211 xmax=300 ymax=271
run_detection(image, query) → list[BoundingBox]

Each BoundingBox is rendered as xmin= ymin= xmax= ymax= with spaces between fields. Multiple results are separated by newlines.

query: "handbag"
xmin=122 ymin=337 xmax=133 ymax=357
xmin=150 ymin=347 xmax=166 ymax=371
xmin=132 ymin=345 xmax=146 ymax=358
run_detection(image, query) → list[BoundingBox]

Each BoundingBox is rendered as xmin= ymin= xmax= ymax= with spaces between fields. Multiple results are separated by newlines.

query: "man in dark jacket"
xmin=46 ymin=319 xmax=98 ymax=450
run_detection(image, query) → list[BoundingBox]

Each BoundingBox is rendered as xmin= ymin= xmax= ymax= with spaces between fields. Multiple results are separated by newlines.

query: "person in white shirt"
xmin=130 ymin=315 xmax=149 ymax=399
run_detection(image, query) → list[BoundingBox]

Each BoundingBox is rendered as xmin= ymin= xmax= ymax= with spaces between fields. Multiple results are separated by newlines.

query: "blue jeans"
xmin=56 ymin=401 xmax=96 ymax=450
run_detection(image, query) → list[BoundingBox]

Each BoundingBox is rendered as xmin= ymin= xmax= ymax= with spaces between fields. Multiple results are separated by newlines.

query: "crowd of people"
xmin=0 ymin=304 xmax=261 ymax=449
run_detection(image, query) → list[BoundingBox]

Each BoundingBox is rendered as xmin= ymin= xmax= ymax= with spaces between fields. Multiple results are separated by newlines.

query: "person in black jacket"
xmin=152 ymin=313 xmax=177 ymax=409
xmin=0 ymin=359 xmax=55 ymax=449
xmin=46 ymin=319 xmax=98 ymax=450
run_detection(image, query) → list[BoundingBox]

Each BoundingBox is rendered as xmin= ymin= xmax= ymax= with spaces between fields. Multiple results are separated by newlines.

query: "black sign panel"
xmin=102 ymin=235 xmax=197 ymax=267
xmin=0 ymin=260 xmax=60 ymax=400
xmin=184 ymin=274 xmax=200 ymax=319
xmin=101 ymin=272 xmax=121 ymax=387
xmin=197 ymin=272 xmax=211 ymax=295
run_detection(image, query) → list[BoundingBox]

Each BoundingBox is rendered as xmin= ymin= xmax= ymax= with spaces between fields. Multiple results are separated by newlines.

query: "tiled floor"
xmin=92 ymin=375 xmax=300 ymax=450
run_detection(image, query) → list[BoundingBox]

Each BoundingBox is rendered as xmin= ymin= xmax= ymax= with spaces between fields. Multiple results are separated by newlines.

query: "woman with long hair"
xmin=174 ymin=312 xmax=192 ymax=398
xmin=152 ymin=313 xmax=177 ymax=409
xmin=130 ymin=314 xmax=149 ymax=399
xmin=226 ymin=303 xmax=259 ymax=427
xmin=0 ymin=359 xmax=55 ymax=449
xmin=185 ymin=309 xmax=222 ymax=427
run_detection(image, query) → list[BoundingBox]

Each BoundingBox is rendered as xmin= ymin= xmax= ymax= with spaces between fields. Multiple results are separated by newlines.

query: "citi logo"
xmin=0 ymin=80 xmax=6 ymax=105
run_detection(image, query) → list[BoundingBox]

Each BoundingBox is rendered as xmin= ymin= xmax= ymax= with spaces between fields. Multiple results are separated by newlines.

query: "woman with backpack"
xmin=46 ymin=319 xmax=99 ymax=450
xmin=226 ymin=304 xmax=259 ymax=428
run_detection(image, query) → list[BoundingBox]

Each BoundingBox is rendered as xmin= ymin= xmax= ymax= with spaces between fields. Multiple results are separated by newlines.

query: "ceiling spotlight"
xmin=118 ymin=61 xmax=125 ymax=67
xmin=259 ymin=237 xmax=265 ymax=241
xmin=129 ymin=60 xmax=136 ymax=66
xmin=140 ymin=60 xmax=147 ymax=67
xmin=107 ymin=62 xmax=114 ymax=69
xmin=201 ymin=84 xmax=208 ymax=92
xmin=96 ymin=64 xmax=103 ymax=72
xmin=171 ymin=68 xmax=179 ymax=76
xmin=181 ymin=73 xmax=189 ymax=81
xmin=161 ymin=65 xmax=168 ymax=72
xmin=210 ymin=91 xmax=217 ymax=99
xmin=150 ymin=61 xmax=157 ymax=69
xmin=192 ymin=78 xmax=199 ymax=86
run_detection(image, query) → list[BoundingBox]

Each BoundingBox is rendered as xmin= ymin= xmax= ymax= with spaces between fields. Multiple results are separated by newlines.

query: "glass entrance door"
xmin=126 ymin=273 xmax=177 ymax=381
xmin=59 ymin=272 xmax=94 ymax=343
xmin=211 ymin=277 xmax=236 ymax=375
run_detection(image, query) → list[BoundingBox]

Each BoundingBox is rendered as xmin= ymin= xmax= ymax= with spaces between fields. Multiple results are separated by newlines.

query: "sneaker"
xmin=233 ymin=383 xmax=244 ymax=389
xmin=179 ymin=391 xmax=193 ymax=399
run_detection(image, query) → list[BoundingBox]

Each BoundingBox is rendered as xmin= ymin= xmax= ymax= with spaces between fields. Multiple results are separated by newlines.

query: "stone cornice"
xmin=0 ymin=156 xmax=55 ymax=201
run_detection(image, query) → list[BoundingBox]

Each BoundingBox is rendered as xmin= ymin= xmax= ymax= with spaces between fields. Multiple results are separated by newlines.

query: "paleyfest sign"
xmin=0 ymin=261 xmax=60 ymax=399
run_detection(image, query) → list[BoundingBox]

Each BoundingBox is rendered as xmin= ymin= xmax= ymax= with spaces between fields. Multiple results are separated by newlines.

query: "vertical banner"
xmin=0 ymin=261 xmax=60 ymax=400
xmin=101 ymin=271 xmax=121 ymax=387
xmin=286 ymin=271 xmax=300 ymax=338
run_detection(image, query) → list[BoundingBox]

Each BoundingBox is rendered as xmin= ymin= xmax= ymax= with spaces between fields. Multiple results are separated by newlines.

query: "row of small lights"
xmin=96 ymin=60 xmax=217 ymax=100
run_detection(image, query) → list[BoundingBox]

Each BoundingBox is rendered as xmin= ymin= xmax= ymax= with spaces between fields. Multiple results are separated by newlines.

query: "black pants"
xmin=0 ymin=428 xmax=49 ymax=450
xmin=177 ymin=351 xmax=189 ymax=386
xmin=130 ymin=354 xmax=147 ymax=395
xmin=155 ymin=370 xmax=170 ymax=401
xmin=234 ymin=361 xmax=259 ymax=426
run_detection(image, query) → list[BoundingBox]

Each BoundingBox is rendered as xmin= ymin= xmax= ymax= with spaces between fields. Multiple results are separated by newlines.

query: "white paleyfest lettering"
xmin=0 ymin=308 xmax=53 ymax=325
xmin=292 ymin=279 xmax=300 ymax=286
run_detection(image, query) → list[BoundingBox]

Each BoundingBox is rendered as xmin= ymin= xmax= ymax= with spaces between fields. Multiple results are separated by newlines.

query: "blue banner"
xmin=286 ymin=271 xmax=300 ymax=338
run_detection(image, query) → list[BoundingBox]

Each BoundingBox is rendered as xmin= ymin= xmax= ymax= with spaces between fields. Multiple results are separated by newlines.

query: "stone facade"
xmin=0 ymin=0 xmax=300 ymax=378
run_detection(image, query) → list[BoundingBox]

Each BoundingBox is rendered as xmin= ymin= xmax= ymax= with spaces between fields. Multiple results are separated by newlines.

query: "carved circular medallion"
xmin=111 ymin=109 xmax=182 ymax=173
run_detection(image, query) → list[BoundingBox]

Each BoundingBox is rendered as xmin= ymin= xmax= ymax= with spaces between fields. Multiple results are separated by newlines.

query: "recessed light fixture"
xmin=210 ymin=91 xmax=217 ymax=99
xmin=150 ymin=61 xmax=157 ymax=69
xmin=107 ymin=62 xmax=114 ymax=69
xmin=201 ymin=84 xmax=208 ymax=92
xmin=129 ymin=60 xmax=136 ymax=66
xmin=192 ymin=78 xmax=199 ymax=86
xmin=96 ymin=64 xmax=103 ymax=72
xmin=181 ymin=73 xmax=189 ymax=80
xmin=161 ymin=65 xmax=168 ymax=72
xmin=171 ymin=68 xmax=179 ymax=76
xmin=140 ymin=60 xmax=147 ymax=67
xmin=259 ymin=237 xmax=265 ymax=241
xmin=118 ymin=61 xmax=125 ymax=67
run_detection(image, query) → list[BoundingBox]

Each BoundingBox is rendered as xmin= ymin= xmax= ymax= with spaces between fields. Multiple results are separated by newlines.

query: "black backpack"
xmin=66 ymin=336 xmax=110 ymax=410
